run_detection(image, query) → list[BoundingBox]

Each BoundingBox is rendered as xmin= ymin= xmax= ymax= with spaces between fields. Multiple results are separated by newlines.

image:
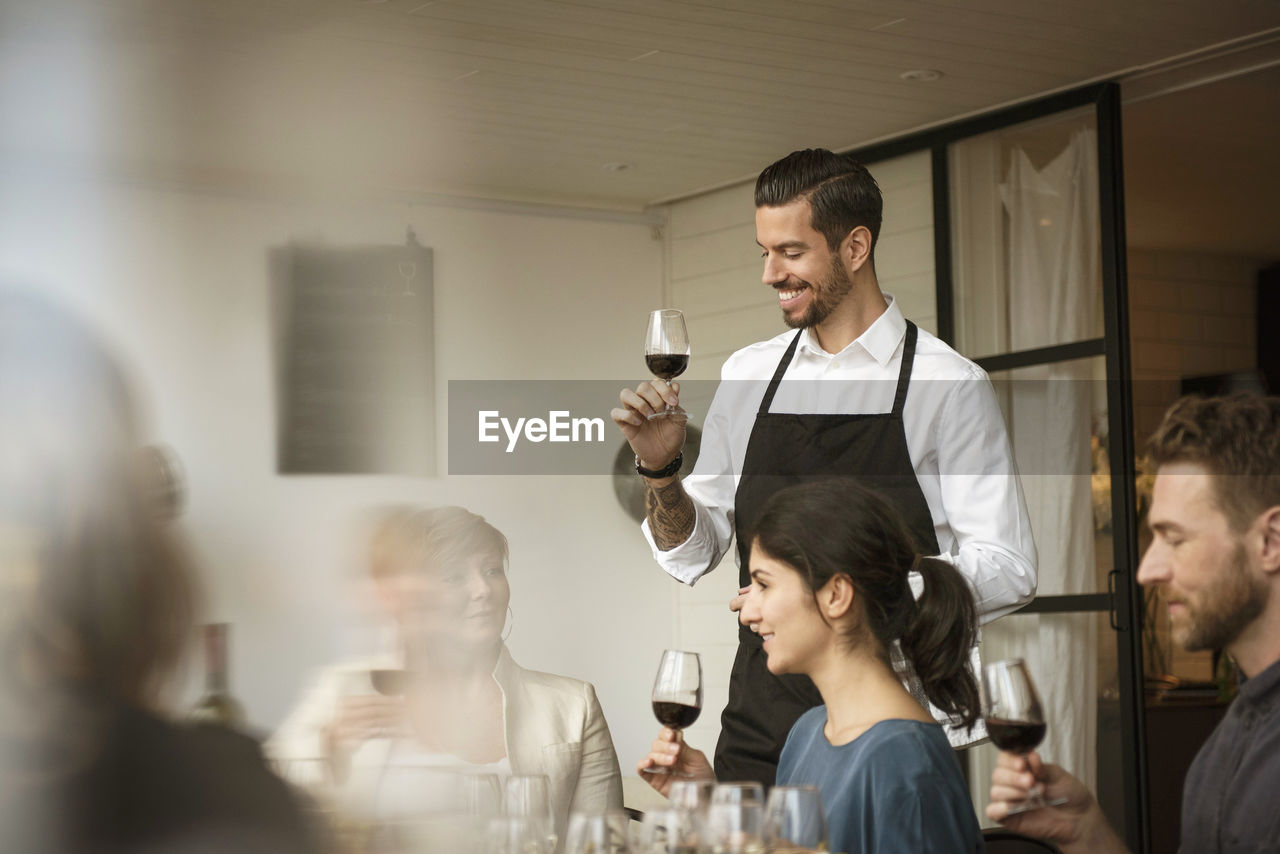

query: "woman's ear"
xmin=820 ymin=573 xmax=856 ymax=620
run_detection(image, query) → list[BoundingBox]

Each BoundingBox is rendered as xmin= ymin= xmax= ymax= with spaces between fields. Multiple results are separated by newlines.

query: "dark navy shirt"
xmin=1181 ymin=656 xmax=1280 ymax=853
xmin=776 ymin=708 xmax=982 ymax=854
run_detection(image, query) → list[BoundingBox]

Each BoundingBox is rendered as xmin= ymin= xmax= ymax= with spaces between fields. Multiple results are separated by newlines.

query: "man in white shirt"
xmin=612 ymin=148 xmax=1037 ymax=786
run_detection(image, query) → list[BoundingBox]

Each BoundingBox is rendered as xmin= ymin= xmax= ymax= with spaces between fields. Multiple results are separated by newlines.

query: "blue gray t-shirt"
xmin=777 ymin=708 xmax=983 ymax=854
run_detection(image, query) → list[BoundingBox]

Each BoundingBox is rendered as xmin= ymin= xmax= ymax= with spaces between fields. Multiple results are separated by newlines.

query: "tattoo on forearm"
xmin=645 ymin=479 xmax=696 ymax=550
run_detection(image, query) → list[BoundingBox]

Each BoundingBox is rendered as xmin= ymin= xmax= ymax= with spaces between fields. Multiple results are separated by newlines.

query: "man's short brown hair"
xmin=1147 ymin=393 xmax=1280 ymax=531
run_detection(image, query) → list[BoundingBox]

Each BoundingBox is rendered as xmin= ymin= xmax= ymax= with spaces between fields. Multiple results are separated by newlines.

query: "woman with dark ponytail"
xmin=640 ymin=479 xmax=983 ymax=853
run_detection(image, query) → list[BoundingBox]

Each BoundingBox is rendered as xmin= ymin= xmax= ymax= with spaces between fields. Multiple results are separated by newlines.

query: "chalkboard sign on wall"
xmin=273 ymin=234 xmax=435 ymax=475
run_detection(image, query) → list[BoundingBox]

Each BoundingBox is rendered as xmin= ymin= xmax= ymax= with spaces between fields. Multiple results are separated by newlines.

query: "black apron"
xmin=713 ymin=321 xmax=942 ymax=787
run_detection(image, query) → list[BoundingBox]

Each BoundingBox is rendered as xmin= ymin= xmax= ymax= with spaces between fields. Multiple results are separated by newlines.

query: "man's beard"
xmin=782 ymin=255 xmax=854 ymax=330
xmin=1176 ymin=541 xmax=1270 ymax=652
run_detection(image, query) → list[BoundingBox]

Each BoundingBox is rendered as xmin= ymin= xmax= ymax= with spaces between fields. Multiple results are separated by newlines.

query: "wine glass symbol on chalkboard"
xmin=398 ymin=261 xmax=417 ymax=296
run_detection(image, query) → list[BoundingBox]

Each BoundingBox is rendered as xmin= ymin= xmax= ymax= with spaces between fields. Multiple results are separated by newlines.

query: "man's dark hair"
xmin=1148 ymin=393 xmax=1280 ymax=531
xmin=755 ymin=149 xmax=883 ymax=253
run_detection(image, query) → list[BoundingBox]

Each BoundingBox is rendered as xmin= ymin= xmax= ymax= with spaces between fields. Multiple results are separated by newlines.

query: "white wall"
xmin=659 ymin=150 xmax=937 ymax=757
xmin=0 ymin=167 xmax=673 ymax=777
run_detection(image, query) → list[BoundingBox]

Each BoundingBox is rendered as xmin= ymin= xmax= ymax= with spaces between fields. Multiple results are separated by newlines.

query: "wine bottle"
xmin=190 ymin=623 xmax=246 ymax=727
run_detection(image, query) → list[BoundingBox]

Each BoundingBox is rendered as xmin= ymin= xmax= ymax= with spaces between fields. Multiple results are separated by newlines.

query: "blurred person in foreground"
xmin=988 ymin=393 xmax=1280 ymax=853
xmin=640 ymin=480 xmax=983 ymax=854
xmin=268 ymin=505 xmax=624 ymax=839
xmin=0 ymin=289 xmax=313 ymax=853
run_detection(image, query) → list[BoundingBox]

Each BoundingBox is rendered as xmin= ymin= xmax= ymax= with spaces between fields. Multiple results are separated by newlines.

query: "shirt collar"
xmin=1237 ymin=654 xmax=1280 ymax=707
xmin=796 ymin=293 xmax=906 ymax=367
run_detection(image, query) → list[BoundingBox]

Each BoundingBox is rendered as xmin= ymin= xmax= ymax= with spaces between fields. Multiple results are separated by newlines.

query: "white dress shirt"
xmin=642 ymin=295 xmax=1037 ymax=624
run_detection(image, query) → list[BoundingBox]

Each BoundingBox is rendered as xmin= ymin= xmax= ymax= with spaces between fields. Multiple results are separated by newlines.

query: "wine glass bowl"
xmin=763 ymin=785 xmax=827 ymax=853
xmin=504 ymin=774 xmax=558 ymax=852
xmin=706 ymin=785 xmax=765 ymax=854
xmin=563 ymin=809 xmax=631 ymax=854
xmin=637 ymin=807 xmax=701 ymax=854
xmin=645 ymin=309 xmax=691 ymax=421
xmin=667 ymin=779 xmax=715 ymax=815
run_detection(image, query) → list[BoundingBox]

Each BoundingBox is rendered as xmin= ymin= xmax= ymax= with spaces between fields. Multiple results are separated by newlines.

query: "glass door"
xmin=855 ymin=84 xmax=1146 ymax=851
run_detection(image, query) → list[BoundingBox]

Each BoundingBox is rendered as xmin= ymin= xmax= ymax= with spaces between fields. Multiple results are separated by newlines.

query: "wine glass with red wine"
xmin=651 ymin=649 xmax=702 ymax=775
xmin=645 ymin=309 xmax=691 ymax=420
xmin=982 ymin=658 xmax=1067 ymax=814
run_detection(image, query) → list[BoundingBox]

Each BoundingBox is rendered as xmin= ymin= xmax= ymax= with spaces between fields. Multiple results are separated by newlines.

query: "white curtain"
xmin=956 ymin=126 xmax=1101 ymax=815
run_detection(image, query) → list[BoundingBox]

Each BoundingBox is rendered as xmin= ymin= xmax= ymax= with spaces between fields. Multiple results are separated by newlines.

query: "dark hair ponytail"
xmin=751 ymin=478 xmax=979 ymax=730
xmin=901 ymin=557 xmax=979 ymax=729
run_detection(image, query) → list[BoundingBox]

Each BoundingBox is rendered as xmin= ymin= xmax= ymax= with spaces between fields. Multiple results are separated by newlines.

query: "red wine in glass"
xmin=982 ymin=659 xmax=1067 ymax=813
xmin=985 ymin=718 xmax=1047 ymax=753
xmin=645 ymin=353 xmax=689 ymax=381
xmin=650 ymin=650 xmax=702 ymax=776
xmin=652 ymin=700 xmax=701 ymax=730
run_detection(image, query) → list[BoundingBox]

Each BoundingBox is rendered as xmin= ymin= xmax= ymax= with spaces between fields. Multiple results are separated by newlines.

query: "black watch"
xmin=635 ymin=452 xmax=683 ymax=479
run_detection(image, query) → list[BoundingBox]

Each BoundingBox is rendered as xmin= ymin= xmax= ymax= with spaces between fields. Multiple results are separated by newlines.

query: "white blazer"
xmin=267 ymin=645 xmax=623 ymax=843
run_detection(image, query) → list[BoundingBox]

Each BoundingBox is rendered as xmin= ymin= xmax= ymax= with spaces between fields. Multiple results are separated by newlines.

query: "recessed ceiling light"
xmin=900 ymin=69 xmax=943 ymax=82
xmin=601 ymin=162 xmax=631 ymax=173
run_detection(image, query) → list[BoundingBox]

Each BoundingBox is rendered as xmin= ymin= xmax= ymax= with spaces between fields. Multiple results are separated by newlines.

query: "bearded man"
xmin=989 ymin=393 xmax=1280 ymax=853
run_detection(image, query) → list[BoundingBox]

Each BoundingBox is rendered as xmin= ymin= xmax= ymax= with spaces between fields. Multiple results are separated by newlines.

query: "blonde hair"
xmin=366 ymin=505 xmax=508 ymax=580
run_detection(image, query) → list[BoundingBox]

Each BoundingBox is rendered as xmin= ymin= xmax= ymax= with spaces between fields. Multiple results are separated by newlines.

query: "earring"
xmin=502 ymin=605 xmax=514 ymax=642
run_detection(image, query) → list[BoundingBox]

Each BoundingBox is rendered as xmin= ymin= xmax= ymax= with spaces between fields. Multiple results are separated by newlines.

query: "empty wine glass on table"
xmin=644 ymin=309 xmax=691 ymax=420
xmin=636 ymin=807 xmax=701 ymax=854
xmin=982 ymin=658 xmax=1067 ymax=814
xmin=650 ymin=650 xmax=703 ymax=775
xmin=505 ymin=774 xmax=558 ymax=852
xmin=667 ymin=779 xmax=715 ymax=815
xmin=563 ymin=808 xmax=631 ymax=854
xmin=707 ymin=784 xmax=765 ymax=854
xmin=763 ymin=785 xmax=827 ymax=853
xmin=487 ymin=815 xmax=551 ymax=854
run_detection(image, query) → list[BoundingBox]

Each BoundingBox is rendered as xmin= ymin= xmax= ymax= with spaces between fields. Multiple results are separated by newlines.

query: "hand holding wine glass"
xmin=651 ymin=650 xmax=702 ymax=760
xmin=982 ymin=659 xmax=1068 ymax=814
xmin=639 ymin=650 xmax=712 ymax=793
xmin=611 ymin=310 xmax=693 ymax=479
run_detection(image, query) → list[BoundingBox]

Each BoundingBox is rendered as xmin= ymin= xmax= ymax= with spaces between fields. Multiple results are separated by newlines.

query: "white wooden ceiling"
xmin=1 ymin=0 xmax=1278 ymax=211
